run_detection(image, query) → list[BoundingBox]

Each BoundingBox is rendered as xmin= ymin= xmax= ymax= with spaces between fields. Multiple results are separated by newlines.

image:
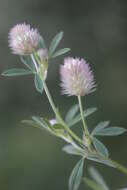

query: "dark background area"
xmin=0 ymin=0 xmax=127 ymax=189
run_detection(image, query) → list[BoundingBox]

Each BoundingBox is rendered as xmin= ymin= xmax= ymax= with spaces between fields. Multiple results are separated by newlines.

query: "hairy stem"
xmin=78 ymin=96 xmax=91 ymax=149
xmin=43 ymin=81 xmax=83 ymax=145
xmin=78 ymin=96 xmax=89 ymax=134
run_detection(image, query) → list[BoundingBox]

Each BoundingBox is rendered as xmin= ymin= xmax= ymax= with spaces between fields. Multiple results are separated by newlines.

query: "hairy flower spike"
xmin=8 ymin=23 xmax=40 ymax=55
xmin=60 ymin=57 xmax=95 ymax=96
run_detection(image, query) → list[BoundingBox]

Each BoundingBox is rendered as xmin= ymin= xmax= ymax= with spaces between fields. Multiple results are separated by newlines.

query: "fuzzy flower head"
xmin=9 ymin=23 xmax=40 ymax=55
xmin=60 ymin=57 xmax=95 ymax=96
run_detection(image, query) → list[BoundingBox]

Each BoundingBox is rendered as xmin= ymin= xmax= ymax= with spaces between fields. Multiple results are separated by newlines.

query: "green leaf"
xmin=2 ymin=68 xmax=32 ymax=77
xmin=32 ymin=116 xmax=48 ymax=130
xmin=89 ymin=167 xmax=109 ymax=190
xmin=34 ymin=74 xmax=43 ymax=93
xmin=83 ymin=107 xmax=97 ymax=117
xmin=31 ymin=116 xmax=54 ymax=135
xmin=68 ymin=107 xmax=97 ymax=127
xmin=87 ymin=153 xmax=115 ymax=167
xmin=22 ymin=119 xmax=38 ymax=127
xmin=84 ymin=177 xmax=104 ymax=190
xmin=52 ymin=48 xmax=70 ymax=58
xmin=91 ymin=121 xmax=110 ymax=136
xmin=95 ymin=127 xmax=126 ymax=136
xmin=20 ymin=55 xmax=35 ymax=71
xmin=22 ymin=119 xmax=48 ymax=131
xmin=49 ymin=31 xmax=63 ymax=57
xmin=65 ymin=104 xmax=79 ymax=123
xmin=69 ymin=159 xmax=84 ymax=190
xmin=62 ymin=144 xmax=84 ymax=156
xmin=38 ymin=36 xmax=46 ymax=49
xmin=93 ymin=137 xmax=109 ymax=157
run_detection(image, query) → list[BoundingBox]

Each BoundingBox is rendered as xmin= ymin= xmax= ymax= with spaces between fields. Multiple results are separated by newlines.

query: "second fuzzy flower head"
xmin=60 ymin=57 xmax=95 ymax=97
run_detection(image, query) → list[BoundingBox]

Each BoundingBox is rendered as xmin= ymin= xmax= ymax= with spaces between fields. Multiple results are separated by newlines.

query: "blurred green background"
xmin=0 ymin=0 xmax=127 ymax=189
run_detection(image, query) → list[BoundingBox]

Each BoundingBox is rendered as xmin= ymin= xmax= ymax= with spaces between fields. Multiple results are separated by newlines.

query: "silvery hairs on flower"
xmin=60 ymin=57 xmax=95 ymax=96
xmin=8 ymin=23 xmax=40 ymax=55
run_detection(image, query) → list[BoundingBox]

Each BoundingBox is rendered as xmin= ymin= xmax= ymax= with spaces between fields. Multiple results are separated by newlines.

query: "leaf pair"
xmin=2 ymin=55 xmax=44 ymax=94
xmin=65 ymin=104 xmax=97 ymax=127
xmin=2 ymin=55 xmax=36 ymax=77
xmin=48 ymin=31 xmax=70 ymax=58
xmin=91 ymin=121 xmax=126 ymax=137
xmin=23 ymin=116 xmax=74 ymax=144
xmin=90 ymin=121 xmax=126 ymax=158
xmin=22 ymin=116 xmax=54 ymax=135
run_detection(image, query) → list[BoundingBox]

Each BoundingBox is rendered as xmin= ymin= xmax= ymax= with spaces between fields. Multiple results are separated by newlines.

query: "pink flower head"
xmin=60 ymin=57 xmax=95 ymax=96
xmin=8 ymin=23 xmax=40 ymax=55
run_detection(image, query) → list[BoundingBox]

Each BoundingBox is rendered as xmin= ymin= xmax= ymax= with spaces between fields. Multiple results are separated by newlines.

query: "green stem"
xmin=43 ymin=81 xmax=83 ymax=145
xmin=78 ymin=96 xmax=90 ymax=137
xmin=95 ymin=152 xmax=127 ymax=176
xmin=33 ymin=53 xmax=86 ymax=145
xmin=43 ymin=81 xmax=58 ymax=118
xmin=110 ymin=159 xmax=127 ymax=175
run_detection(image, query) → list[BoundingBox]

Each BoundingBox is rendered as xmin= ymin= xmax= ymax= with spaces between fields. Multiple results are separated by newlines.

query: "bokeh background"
xmin=0 ymin=0 xmax=127 ymax=189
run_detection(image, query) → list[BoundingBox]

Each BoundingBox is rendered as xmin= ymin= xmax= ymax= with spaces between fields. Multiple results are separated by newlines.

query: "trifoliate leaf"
xmin=69 ymin=159 xmax=84 ymax=190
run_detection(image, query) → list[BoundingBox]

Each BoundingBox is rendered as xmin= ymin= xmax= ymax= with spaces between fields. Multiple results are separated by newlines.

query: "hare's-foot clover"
xmin=8 ymin=23 xmax=40 ymax=55
xmin=2 ymin=22 xmax=127 ymax=190
xmin=60 ymin=57 xmax=95 ymax=97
